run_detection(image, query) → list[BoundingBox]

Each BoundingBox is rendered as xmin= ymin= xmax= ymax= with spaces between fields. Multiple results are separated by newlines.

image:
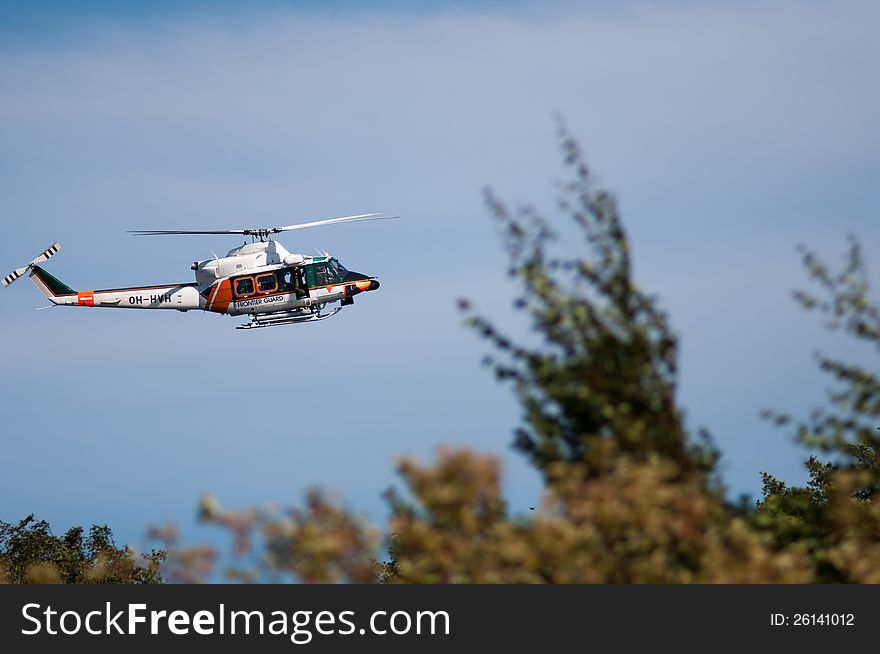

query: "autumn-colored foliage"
xmin=0 ymin=514 xmax=163 ymax=584
xmin=150 ymin=129 xmax=880 ymax=583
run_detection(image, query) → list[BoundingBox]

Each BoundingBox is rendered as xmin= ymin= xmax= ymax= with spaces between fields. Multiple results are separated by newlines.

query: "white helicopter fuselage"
xmin=22 ymin=239 xmax=379 ymax=329
xmin=5 ymin=213 xmax=391 ymax=329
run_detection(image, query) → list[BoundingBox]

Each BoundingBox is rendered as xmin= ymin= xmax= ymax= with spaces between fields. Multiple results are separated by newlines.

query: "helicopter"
xmin=3 ymin=213 xmax=394 ymax=329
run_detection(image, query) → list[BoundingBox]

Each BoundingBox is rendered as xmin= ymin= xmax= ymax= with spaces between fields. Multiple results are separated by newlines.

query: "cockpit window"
xmin=331 ymin=258 xmax=348 ymax=277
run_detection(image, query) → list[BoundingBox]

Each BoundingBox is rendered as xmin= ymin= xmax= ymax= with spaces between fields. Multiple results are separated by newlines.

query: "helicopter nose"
xmin=345 ymin=271 xmax=380 ymax=292
xmin=353 ymin=279 xmax=379 ymax=292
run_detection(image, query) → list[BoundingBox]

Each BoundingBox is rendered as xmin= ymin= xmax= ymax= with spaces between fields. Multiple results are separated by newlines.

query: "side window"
xmin=234 ymin=277 xmax=255 ymax=297
xmin=256 ymin=273 xmax=277 ymax=294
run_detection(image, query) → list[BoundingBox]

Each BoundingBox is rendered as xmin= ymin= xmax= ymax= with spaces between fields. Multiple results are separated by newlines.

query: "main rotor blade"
xmin=128 ymin=229 xmax=249 ymax=236
xmin=271 ymin=213 xmax=396 ymax=233
xmin=128 ymin=213 xmax=397 ymax=238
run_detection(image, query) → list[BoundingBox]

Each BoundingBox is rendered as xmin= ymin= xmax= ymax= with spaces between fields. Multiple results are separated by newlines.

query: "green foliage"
xmin=147 ymin=128 xmax=877 ymax=584
xmin=769 ymin=238 xmax=880 ymax=457
xmin=757 ymin=238 xmax=880 ymax=581
xmin=0 ymin=514 xmax=164 ymax=584
xmin=15 ymin=125 xmax=878 ymax=584
xmin=460 ymin=124 xmax=717 ymax=480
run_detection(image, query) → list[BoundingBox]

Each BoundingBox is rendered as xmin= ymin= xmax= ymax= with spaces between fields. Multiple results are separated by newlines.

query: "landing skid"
xmin=236 ymin=307 xmax=342 ymax=330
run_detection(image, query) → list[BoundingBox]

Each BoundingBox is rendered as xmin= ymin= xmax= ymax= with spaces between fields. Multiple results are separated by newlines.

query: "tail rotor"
xmin=3 ymin=242 xmax=61 ymax=287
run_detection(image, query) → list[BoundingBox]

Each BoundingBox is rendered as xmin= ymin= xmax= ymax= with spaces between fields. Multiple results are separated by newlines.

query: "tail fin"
xmin=29 ymin=265 xmax=75 ymax=302
xmin=3 ymin=243 xmax=73 ymax=302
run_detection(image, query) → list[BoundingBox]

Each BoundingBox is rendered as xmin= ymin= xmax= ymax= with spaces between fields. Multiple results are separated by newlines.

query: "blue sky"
xmin=1 ymin=0 xmax=878 ymax=557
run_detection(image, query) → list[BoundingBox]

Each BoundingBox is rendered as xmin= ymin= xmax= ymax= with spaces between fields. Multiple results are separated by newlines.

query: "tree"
xmin=154 ymin=126 xmax=846 ymax=583
xmin=757 ymin=237 xmax=880 ymax=581
xmin=460 ymin=124 xmax=718 ymax=480
xmin=111 ymin=121 xmax=880 ymax=584
xmin=0 ymin=514 xmax=164 ymax=584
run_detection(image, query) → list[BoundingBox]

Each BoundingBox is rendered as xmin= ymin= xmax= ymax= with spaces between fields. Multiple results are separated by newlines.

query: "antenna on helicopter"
xmin=128 ymin=213 xmax=397 ymax=241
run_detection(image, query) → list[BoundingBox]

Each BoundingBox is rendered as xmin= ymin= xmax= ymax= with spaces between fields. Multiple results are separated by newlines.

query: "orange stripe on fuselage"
xmin=205 ymin=279 xmax=233 ymax=313
xmin=77 ymin=290 xmax=95 ymax=306
xmin=203 ymin=277 xmax=376 ymax=314
xmin=205 ymin=284 xmax=219 ymax=310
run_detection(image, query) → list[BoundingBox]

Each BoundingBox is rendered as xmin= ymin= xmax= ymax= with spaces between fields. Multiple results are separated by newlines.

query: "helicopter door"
xmin=295 ymin=268 xmax=307 ymax=298
xmin=280 ymin=268 xmax=307 ymax=299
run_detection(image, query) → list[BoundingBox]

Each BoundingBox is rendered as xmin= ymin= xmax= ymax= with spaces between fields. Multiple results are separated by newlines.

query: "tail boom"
xmin=40 ymin=276 xmax=204 ymax=311
xmin=27 ymin=264 xmax=202 ymax=312
xmin=8 ymin=243 xmax=204 ymax=312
